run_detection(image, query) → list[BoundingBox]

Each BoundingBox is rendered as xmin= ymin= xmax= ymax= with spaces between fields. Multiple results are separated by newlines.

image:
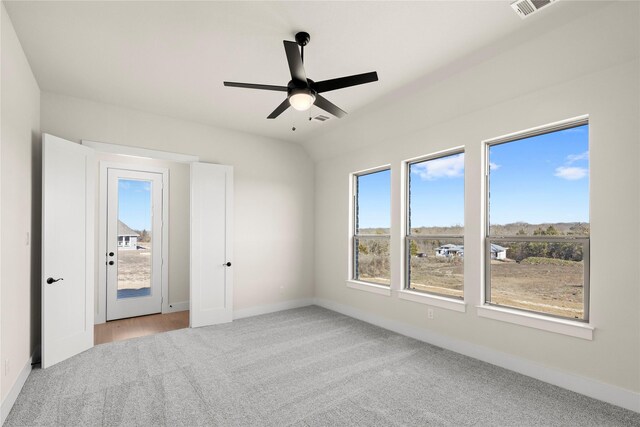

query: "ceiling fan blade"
xmin=283 ymin=41 xmax=307 ymax=83
xmin=267 ymin=98 xmax=291 ymax=119
xmin=313 ymin=71 xmax=378 ymax=93
xmin=314 ymin=94 xmax=346 ymax=118
xmin=224 ymin=81 xmax=288 ymax=91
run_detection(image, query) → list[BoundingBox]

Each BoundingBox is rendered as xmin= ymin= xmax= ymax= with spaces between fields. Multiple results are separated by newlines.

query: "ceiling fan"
xmin=223 ymin=32 xmax=378 ymax=119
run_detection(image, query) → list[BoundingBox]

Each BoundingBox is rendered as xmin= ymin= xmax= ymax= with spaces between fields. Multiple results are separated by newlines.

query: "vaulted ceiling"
xmin=5 ymin=1 xmax=598 ymax=145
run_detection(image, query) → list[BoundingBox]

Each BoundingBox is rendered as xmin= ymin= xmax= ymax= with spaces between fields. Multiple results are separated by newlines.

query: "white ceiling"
xmin=5 ymin=1 xmax=584 ymax=144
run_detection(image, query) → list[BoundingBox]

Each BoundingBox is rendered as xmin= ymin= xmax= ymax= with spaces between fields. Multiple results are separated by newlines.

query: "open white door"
xmin=42 ymin=134 xmax=95 ymax=368
xmin=190 ymin=163 xmax=233 ymax=327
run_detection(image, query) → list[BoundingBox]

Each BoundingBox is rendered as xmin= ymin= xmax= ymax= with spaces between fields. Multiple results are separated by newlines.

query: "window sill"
xmin=476 ymin=305 xmax=594 ymax=340
xmin=346 ymin=280 xmax=392 ymax=296
xmin=398 ymin=290 xmax=466 ymax=312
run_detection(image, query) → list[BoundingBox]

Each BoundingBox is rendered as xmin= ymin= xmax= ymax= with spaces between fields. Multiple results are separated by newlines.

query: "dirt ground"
xmin=117 ymin=247 xmax=152 ymax=290
xmin=408 ymin=256 xmax=464 ymax=298
xmin=489 ymin=260 xmax=584 ymax=319
xmin=408 ymin=257 xmax=584 ymax=319
xmin=360 ymin=254 xmax=585 ymax=320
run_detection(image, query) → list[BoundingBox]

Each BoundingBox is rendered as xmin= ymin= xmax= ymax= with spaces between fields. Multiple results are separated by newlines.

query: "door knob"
xmin=224 ymin=262 xmax=232 ymax=267
xmin=108 ymin=261 xmax=115 ymax=265
xmin=46 ymin=277 xmax=63 ymax=284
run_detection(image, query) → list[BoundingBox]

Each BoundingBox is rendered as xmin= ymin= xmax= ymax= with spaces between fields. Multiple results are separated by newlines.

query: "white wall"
xmin=40 ymin=92 xmax=315 ymax=313
xmin=314 ymin=1 xmax=640 ymax=397
xmin=94 ymin=153 xmax=190 ymax=315
xmin=0 ymin=0 xmax=40 ymax=409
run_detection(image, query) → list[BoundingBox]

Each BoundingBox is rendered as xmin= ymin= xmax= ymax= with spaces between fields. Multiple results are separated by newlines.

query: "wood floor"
xmin=94 ymin=311 xmax=189 ymax=345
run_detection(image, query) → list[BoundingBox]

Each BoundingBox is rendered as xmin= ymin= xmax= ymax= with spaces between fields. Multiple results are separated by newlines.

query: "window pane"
xmin=488 ymin=124 xmax=589 ymax=236
xmin=488 ymin=240 xmax=586 ymax=320
xmin=408 ymin=238 xmax=463 ymax=298
xmin=354 ymin=237 xmax=390 ymax=286
xmin=356 ymin=169 xmax=390 ymax=233
xmin=409 ymin=153 xmax=464 ymax=234
xmin=407 ymin=152 xmax=464 ymax=298
xmin=117 ymin=179 xmax=152 ymax=299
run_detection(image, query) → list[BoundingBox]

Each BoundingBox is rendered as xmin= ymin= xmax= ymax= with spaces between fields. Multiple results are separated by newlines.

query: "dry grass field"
xmin=409 ymin=257 xmax=584 ymax=319
xmin=117 ymin=247 xmax=152 ymax=291
xmin=489 ymin=260 xmax=584 ymax=319
xmin=355 ymin=225 xmax=588 ymax=319
xmin=408 ymin=256 xmax=463 ymax=298
xmin=358 ymin=252 xmax=585 ymax=320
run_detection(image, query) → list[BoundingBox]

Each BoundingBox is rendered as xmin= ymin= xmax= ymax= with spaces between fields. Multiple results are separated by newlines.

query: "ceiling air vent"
xmin=313 ymin=115 xmax=330 ymax=122
xmin=511 ymin=0 xmax=556 ymax=19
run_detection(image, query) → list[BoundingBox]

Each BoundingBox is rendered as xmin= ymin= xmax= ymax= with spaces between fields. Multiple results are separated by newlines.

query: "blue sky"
xmin=118 ymin=179 xmax=152 ymax=231
xmin=357 ymin=169 xmax=391 ymax=230
xmin=410 ymin=153 xmax=465 ymax=228
xmin=489 ymin=124 xmax=589 ymax=225
xmin=356 ymin=124 xmax=589 ymax=229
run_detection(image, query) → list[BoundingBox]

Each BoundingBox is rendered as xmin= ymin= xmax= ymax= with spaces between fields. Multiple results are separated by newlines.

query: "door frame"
xmin=97 ymin=162 xmax=169 ymax=324
xmin=84 ymin=139 xmax=234 ymax=331
xmin=105 ymin=168 xmax=164 ymax=321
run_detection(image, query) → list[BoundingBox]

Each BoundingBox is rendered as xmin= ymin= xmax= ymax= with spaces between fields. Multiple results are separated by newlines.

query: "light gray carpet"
xmin=5 ymin=306 xmax=640 ymax=426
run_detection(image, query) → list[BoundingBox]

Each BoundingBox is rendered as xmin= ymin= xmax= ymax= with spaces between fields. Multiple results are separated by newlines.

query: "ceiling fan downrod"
xmin=295 ymin=31 xmax=310 ymax=63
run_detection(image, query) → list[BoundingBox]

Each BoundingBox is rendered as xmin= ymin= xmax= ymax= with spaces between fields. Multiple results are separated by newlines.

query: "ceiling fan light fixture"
xmin=288 ymin=89 xmax=316 ymax=111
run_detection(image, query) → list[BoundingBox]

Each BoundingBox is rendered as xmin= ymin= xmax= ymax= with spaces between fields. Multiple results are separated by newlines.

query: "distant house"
xmin=434 ymin=243 xmax=507 ymax=260
xmin=435 ymin=244 xmax=464 ymax=257
xmin=490 ymin=244 xmax=507 ymax=260
xmin=118 ymin=220 xmax=139 ymax=249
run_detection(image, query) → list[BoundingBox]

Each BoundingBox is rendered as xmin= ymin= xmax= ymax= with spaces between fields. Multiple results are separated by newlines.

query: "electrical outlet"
xmin=427 ymin=308 xmax=434 ymax=320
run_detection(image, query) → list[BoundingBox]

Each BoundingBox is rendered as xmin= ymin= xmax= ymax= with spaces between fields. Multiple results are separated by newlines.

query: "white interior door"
xmin=42 ymin=134 xmax=95 ymax=368
xmin=106 ymin=169 xmax=163 ymax=320
xmin=190 ymin=163 xmax=233 ymax=327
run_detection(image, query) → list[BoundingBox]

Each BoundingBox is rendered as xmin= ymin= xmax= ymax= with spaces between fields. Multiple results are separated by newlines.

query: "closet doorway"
xmin=42 ymin=135 xmax=234 ymax=367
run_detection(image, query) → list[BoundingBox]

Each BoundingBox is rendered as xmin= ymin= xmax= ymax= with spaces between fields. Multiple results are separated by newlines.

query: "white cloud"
xmin=566 ymin=151 xmax=589 ymax=164
xmin=489 ymin=162 xmax=500 ymax=171
xmin=412 ymin=154 xmax=464 ymax=180
xmin=554 ymin=166 xmax=587 ymax=180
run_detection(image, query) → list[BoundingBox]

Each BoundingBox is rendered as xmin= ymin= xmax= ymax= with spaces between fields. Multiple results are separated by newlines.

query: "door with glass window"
xmin=106 ymin=168 xmax=163 ymax=320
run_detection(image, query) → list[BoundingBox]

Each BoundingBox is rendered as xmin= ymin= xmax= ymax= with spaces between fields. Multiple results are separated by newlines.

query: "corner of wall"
xmin=1 ymin=1 xmax=42 ymax=419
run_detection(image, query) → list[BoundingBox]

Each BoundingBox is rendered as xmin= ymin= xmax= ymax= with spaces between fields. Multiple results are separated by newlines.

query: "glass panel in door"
xmin=117 ymin=179 xmax=153 ymax=299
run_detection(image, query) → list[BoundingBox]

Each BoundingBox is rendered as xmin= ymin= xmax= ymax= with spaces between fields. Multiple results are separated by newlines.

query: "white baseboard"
xmin=166 ymin=301 xmax=189 ymax=313
xmin=233 ymin=298 xmax=314 ymax=320
xmin=1 ymin=348 xmax=37 ymax=425
xmin=313 ymin=297 xmax=640 ymax=413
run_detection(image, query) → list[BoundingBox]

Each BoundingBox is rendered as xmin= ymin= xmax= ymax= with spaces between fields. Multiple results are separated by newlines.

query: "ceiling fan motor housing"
xmin=287 ymin=78 xmax=315 ymax=93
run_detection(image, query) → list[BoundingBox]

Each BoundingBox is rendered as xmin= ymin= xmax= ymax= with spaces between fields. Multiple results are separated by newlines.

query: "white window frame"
xmin=347 ymin=165 xmax=392 ymax=296
xmin=480 ymin=115 xmax=592 ymax=339
xmin=399 ymin=148 xmax=467 ymax=312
